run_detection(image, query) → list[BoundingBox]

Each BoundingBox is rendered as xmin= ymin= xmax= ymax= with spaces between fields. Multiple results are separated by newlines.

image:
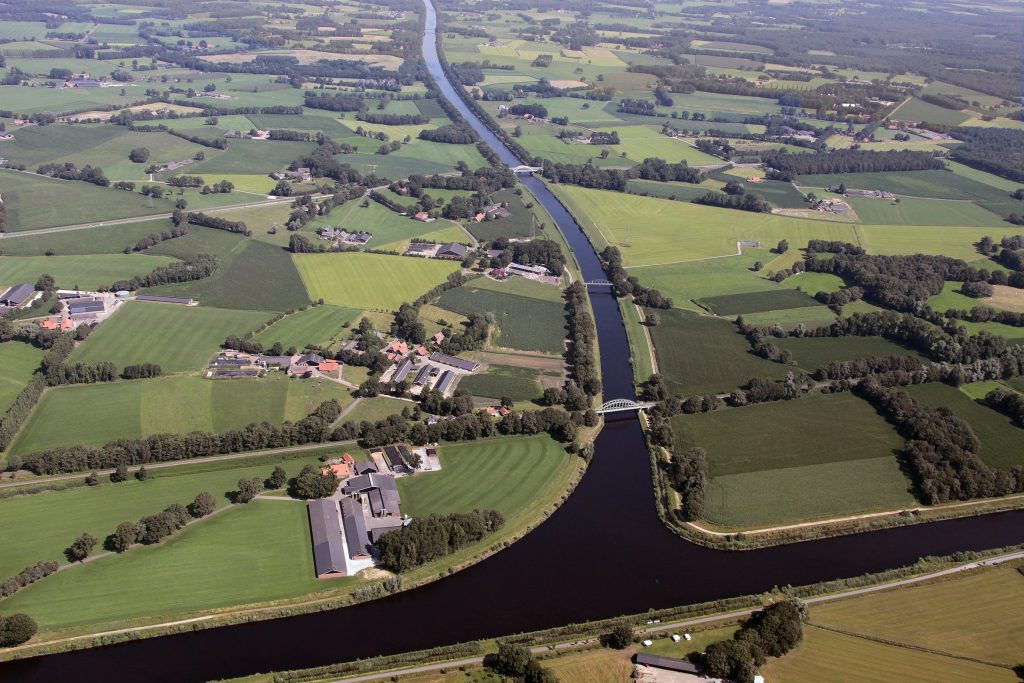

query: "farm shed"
xmin=0 ymin=283 xmax=34 ymax=307
xmin=307 ymin=499 xmax=347 ymax=578
xmin=634 ymin=653 xmax=699 ymax=674
xmin=340 ymin=496 xmax=371 ymax=560
xmin=135 ymin=294 xmax=194 ymax=305
xmin=429 ymin=352 xmax=479 ymax=372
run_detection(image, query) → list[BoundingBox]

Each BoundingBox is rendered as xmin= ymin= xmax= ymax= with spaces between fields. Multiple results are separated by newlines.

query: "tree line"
xmin=762 ymin=149 xmax=943 ymax=181
xmin=36 ymin=162 xmax=109 ymax=186
xmin=600 ymin=247 xmax=673 ymax=308
xmin=564 ymin=282 xmax=601 ymax=397
xmin=186 ymin=212 xmax=250 ymax=235
xmin=949 ymin=127 xmax=1024 ymax=183
xmin=663 ymin=446 xmax=709 ymax=521
xmin=983 ymin=388 xmax=1024 ymax=428
xmin=129 ymin=223 xmax=189 ymax=252
xmin=418 ymin=124 xmax=477 ymax=144
xmin=375 ymin=509 xmax=505 ymax=572
xmin=110 ymin=253 xmax=217 ymax=292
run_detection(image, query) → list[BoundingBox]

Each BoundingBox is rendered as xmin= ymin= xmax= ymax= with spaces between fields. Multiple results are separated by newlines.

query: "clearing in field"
xmin=436 ymin=286 xmax=566 ymax=354
xmin=674 ymin=393 xmax=913 ymax=527
xmin=697 ymin=288 xmax=825 ymax=316
xmin=647 ymin=308 xmax=787 ymax=395
xmin=253 ymin=304 xmax=361 ymax=350
xmin=9 ymin=374 xmax=355 ymax=456
xmin=0 ymin=253 xmax=175 ymax=291
xmin=904 ymin=383 xmax=1023 ymax=470
xmin=68 ymin=302 xmax=269 ymax=373
xmin=295 ymin=252 xmax=461 ymax=312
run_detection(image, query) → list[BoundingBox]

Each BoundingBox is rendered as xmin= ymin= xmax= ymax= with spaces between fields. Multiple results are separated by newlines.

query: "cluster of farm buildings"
xmin=308 ymin=444 xmax=441 ymax=578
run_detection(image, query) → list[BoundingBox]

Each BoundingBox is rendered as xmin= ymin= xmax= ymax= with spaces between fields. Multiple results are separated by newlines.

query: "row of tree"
xmin=110 ymin=253 xmax=217 ymax=292
xmin=762 ymin=149 xmax=943 ymax=181
xmin=564 ymin=282 xmax=601 ymax=397
xmin=600 ymin=247 xmax=673 ymax=308
xmin=186 ymin=212 xmax=250 ymax=235
xmin=375 ymin=509 xmax=505 ymax=572
xmin=36 ymin=162 xmax=109 ymax=186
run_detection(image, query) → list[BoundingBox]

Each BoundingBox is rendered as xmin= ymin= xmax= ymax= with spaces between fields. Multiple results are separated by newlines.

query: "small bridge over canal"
xmin=595 ymin=398 xmax=655 ymax=415
xmin=511 ymin=164 xmax=543 ymax=174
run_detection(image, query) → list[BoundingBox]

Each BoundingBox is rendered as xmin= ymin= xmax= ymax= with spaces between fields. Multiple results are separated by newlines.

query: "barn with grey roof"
xmin=307 ymin=499 xmax=347 ymax=578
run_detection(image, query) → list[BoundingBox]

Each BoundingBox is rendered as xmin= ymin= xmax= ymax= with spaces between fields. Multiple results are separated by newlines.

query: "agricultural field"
xmin=253 ymin=304 xmax=361 ymax=350
xmin=774 ymin=337 xmax=926 ymax=373
xmin=0 ymin=253 xmax=175 ymax=290
xmin=458 ymin=364 xmax=543 ymax=402
xmin=9 ymin=374 xmax=355 ymax=455
xmin=68 ymin=302 xmax=269 ymax=373
xmin=0 ymin=342 xmax=43 ymax=413
xmin=295 ymin=252 xmax=461 ymax=312
xmin=436 ymin=285 xmax=566 ymax=354
xmin=674 ymin=393 xmax=914 ymax=527
xmin=697 ymin=289 xmax=824 ymax=316
xmin=647 ymin=308 xmax=788 ymax=395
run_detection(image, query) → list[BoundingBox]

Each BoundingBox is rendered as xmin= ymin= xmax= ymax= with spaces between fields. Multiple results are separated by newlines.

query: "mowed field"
xmin=295 ymin=252 xmax=461 ymax=311
xmin=775 ymin=336 xmax=926 ymax=373
xmin=458 ymin=364 xmax=543 ymax=401
xmin=9 ymin=374 xmax=355 ymax=455
xmin=647 ymin=308 xmax=787 ymax=395
xmin=253 ymin=304 xmax=361 ymax=350
xmin=0 ymin=253 xmax=176 ymax=290
xmin=0 ymin=342 xmax=43 ymax=412
xmin=397 ymin=435 xmax=573 ymax=519
xmin=674 ymin=393 xmax=914 ymax=527
xmin=904 ymin=383 xmax=1024 ymax=470
xmin=437 ymin=286 xmax=566 ymax=354
xmin=69 ymin=302 xmax=268 ymax=373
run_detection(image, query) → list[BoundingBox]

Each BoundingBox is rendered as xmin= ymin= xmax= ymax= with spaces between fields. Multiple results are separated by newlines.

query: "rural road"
xmin=0 ymin=439 xmax=357 ymax=489
xmin=322 ymin=550 xmax=1024 ymax=682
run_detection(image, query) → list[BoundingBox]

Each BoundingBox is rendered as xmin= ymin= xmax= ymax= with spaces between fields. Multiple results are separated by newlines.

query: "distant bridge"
xmin=510 ymin=164 xmax=543 ymax=174
xmin=585 ymin=279 xmax=613 ymax=288
xmin=595 ymin=398 xmax=654 ymax=415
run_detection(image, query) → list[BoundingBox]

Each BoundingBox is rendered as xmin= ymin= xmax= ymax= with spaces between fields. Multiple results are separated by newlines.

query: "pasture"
xmin=295 ymin=252 xmax=461 ymax=311
xmin=68 ymin=302 xmax=269 ymax=373
xmin=796 ymin=169 xmax=1008 ymax=202
xmin=0 ymin=253 xmax=175 ymax=290
xmin=398 ymin=435 xmax=573 ymax=519
xmin=0 ymin=170 xmax=171 ymax=231
xmin=904 ymin=383 xmax=1023 ymax=470
xmin=810 ymin=564 xmax=1024 ymax=666
xmin=0 ymin=501 xmax=335 ymax=633
xmin=253 ymin=304 xmax=361 ymax=350
xmin=647 ymin=308 xmax=787 ymax=395
xmin=774 ymin=336 xmax=926 ymax=372
xmin=674 ymin=393 xmax=913 ymax=527
xmin=846 ymin=196 xmax=1004 ymax=227
xmin=0 ymin=342 xmax=42 ymax=413
xmin=0 ymin=220 xmax=175 ymax=257
xmin=9 ymin=374 xmax=355 ymax=455
xmin=697 ymin=289 xmax=824 ymax=316
xmin=436 ymin=286 xmax=566 ymax=354
xmin=458 ymin=364 xmax=543 ymax=401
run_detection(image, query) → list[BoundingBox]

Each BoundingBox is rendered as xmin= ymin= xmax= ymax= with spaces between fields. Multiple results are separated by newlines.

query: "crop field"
xmin=186 ymin=139 xmax=318 ymax=176
xmin=0 ymin=253 xmax=175 ymax=291
xmin=9 ymin=374 xmax=355 ymax=455
xmin=846 ymin=196 xmax=1004 ymax=226
xmin=785 ymin=272 xmax=846 ymax=294
xmin=647 ymin=308 xmax=788 ymax=395
xmin=774 ymin=336 xmax=926 ymax=372
xmin=0 ymin=170 xmax=171 ymax=231
xmin=760 ymin=626 xmax=1016 ymax=683
xmin=398 ymin=435 xmax=572 ymax=519
xmin=0 ymin=220 xmax=176 ymax=257
xmin=697 ymin=288 xmax=824 ymax=316
xmin=253 ymin=304 xmax=361 ymax=350
xmin=144 ymin=226 xmax=246 ymax=260
xmin=0 ymin=501 xmax=334 ymax=633
xmin=468 ymin=275 xmax=564 ymax=302
xmin=68 ymin=302 xmax=269 ymax=373
xmin=464 ymin=190 xmax=542 ymax=242
xmin=145 ymin=239 xmax=311 ymax=312
xmin=634 ymin=251 xmax=779 ymax=311
xmin=796 ymin=169 xmax=1008 ymax=202
xmin=342 ymin=396 xmax=409 ymax=425
xmin=555 ymin=185 xmax=859 ymax=267
xmin=675 ymin=393 xmax=913 ymax=526
xmin=436 ymin=286 xmax=566 ymax=354
xmin=295 ymin=252 xmax=461 ymax=312
xmin=889 ymin=97 xmax=972 ymax=126
xmin=0 ymin=450 xmax=336 ymax=578
xmin=904 ymin=383 xmax=1023 ymax=470
xmin=0 ymin=342 xmax=42 ymax=413
xmin=810 ymin=565 xmax=1024 ymax=666
xmin=458 ymin=364 xmax=543 ymax=401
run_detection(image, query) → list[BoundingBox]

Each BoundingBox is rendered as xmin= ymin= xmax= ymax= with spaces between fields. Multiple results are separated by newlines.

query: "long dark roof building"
xmin=307 ymin=499 xmax=347 ymax=578
xmin=0 ymin=283 xmax=34 ymax=307
xmin=429 ymin=352 xmax=479 ymax=372
xmin=634 ymin=654 xmax=699 ymax=674
xmin=340 ymin=497 xmax=371 ymax=559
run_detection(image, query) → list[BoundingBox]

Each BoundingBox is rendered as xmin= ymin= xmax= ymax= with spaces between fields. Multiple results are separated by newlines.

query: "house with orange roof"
xmin=39 ymin=319 xmax=58 ymax=330
xmin=322 ymin=462 xmax=351 ymax=479
xmin=415 ymin=345 xmax=428 ymax=356
xmin=341 ymin=453 xmax=355 ymax=465
xmin=318 ymin=359 xmax=340 ymax=374
xmin=60 ymin=318 xmax=74 ymax=330
xmin=432 ymin=332 xmax=444 ymax=344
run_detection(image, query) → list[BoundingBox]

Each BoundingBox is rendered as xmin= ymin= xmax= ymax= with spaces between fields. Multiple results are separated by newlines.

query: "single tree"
xmin=66 ymin=532 xmax=98 ymax=562
xmin=189 ymin=491 xmax=216 ymax=518
xmin=0 ymin=614 xmax=37 ymax=647
xmin=267 ymin=466 xmax=287 ymax=489
xmin=135 ymin=464 xmax=149 ymax=481
xmin=235 ymin=478 xmax=263 ymax=504
xmin=606 ymin=622 xmax=634 ymax=649
xmin=84 ymin=471 xmax=100 ymax=486
xmin=109 ymin=521 xmax=141 ymax=553
xmin=109 ymin=461 xmax=128 ymax=483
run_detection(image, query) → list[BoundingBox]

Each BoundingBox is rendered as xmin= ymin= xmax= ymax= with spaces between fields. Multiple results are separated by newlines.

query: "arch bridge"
xmin=595 ymin=398 xmax=653 ymax=415
xmin=511 ymin=164 xmax=543 ymax=174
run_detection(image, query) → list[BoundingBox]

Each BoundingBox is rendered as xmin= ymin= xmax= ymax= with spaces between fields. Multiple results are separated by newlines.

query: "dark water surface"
xmin=2 ymin=3 xmax=1022 ymax=680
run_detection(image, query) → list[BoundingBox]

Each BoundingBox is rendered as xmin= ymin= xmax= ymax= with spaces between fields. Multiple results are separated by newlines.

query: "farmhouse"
xmin=429 ymin=352 xmax=480 ymax=373
xmin=436 ymin=243 xmax=469 ymax=260
xmin=414 ymin=211 xmax=431 ymax=222
xmin=343 ymin=472 xmax=401 ymax=517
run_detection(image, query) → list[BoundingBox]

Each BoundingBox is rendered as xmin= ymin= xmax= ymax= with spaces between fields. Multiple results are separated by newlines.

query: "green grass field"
xmin=674 ymin=393 xmax=913 ymax=527
xmin=847 ymin=196 xmax=1004 ymax=226
xmin=468 ymin=275 xmax=564 ymax=303
xmin=775 ymin=336 xmax=926 ymax=372
xmin=647 ymin=308 xmax=787 ymax=395
xmin=145 ymin=239 xmax=311 ymax=312
xmin=0 ymin=342 xmax=42 ymax=412
xmin=633 ymin=250 xmax=779 ymax=312
xmin=0 ymin=170 xmax=172 ymax=231
xmin=810 ymin=565 xmax=1024 ymax=667
xmin=295 ymin=252 xmax=461 ymax=312
xmin=9 ymin=374 xmax=355 ymax=455
xmin=342 ymin=396 xmax=409 ymax=424
xmin=0 ymin=253 xmax=175 ymax=290
xmin=697 ymin=288 xmax=824 ymax=316
xmin=889 ymin=97 xmax=972 ymax=127
xmin=0 ymin=449 xmax=339 ymax=577
xmin=619 ymin=300 xmax=655 ymax=386
xmin=458 ymin=364 xmax=543 ymax=401
xmin=69 ymin=302 xmax=269 ymax=373
xmin=0 ymin=220 xmax=176 ymax=257
xmin=0 ymin=501 xmax=335 ymax=632
xmin=437 ymin=286 xmax=566 ymax=354
xmin=761 ymin=626 xmax=1016 ymax=683
xmin=904 ymin=383 xmax=1023 ymax=470
xmin=397 ymin=435 xmax=572 ymax=518
xmin=253 ymin=304 xmax=361 ymax=350
xmin=797 ymin=169 xmax=1008 ymax=202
